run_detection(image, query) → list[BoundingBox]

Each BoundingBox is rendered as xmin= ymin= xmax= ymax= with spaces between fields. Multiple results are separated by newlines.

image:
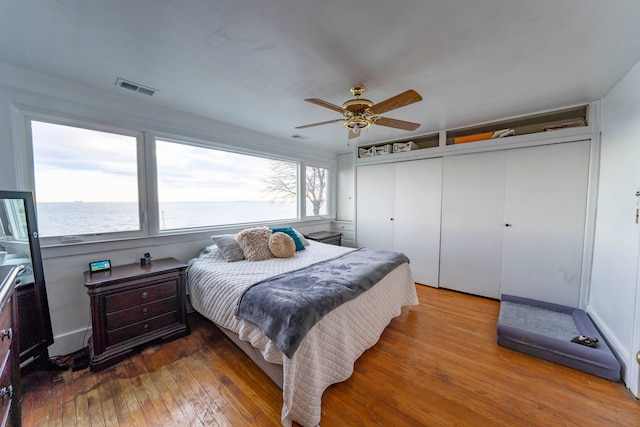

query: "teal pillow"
xmin=270 ymin=227 xmax=305 ymax=251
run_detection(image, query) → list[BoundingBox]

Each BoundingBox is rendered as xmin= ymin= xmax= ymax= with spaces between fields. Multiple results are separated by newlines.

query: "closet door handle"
xmin=390 ymin=218 xmax=394 ymax=221
xmin=505 ymin=223 xmax=512 ymax=227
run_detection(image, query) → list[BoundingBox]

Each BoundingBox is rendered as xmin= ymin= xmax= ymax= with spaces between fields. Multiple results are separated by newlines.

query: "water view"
xmin=36 ymin=201 xmax=297 ymax=236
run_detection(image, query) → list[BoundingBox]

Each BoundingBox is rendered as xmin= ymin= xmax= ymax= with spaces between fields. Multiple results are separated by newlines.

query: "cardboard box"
xmin=393 ymin=141 xmax=418 ymax=153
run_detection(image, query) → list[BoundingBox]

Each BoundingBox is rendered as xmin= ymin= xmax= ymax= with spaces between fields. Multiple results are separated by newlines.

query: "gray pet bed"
xmin=497 ymin=294 xmax=620 ymax=381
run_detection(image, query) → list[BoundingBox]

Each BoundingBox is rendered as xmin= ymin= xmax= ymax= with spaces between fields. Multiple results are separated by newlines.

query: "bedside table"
xmin=84 ymin=258 xmax=189 ymax=372
xmin=304 ymin=231 xmax=342 ymax=246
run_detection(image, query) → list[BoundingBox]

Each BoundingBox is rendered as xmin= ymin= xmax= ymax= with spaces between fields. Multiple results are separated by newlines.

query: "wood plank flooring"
xmin=22 ymin=285 xmax=640 ymax=426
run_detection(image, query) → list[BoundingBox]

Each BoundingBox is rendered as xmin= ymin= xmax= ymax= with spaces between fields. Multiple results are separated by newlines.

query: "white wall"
xmin=589 ymin=58 xmax=640 ymax=384
xmin=0 ymin=62 xmax=336 ymax=357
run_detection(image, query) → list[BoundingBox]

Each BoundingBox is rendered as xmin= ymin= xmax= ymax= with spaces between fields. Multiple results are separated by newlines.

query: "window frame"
xmin=25 ymin=113 xmax=148 ymax=245
xmin=151 ymin=136 xmax=304 ymax=233
xmin=17 ymin=111 xmax=334 ymax=248
xmin=303 ymin=163 xmax=330 ymax=218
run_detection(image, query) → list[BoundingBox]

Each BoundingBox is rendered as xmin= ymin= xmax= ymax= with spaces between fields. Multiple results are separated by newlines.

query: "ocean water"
xmin=36 ymin=201 xmax=297 ymax=236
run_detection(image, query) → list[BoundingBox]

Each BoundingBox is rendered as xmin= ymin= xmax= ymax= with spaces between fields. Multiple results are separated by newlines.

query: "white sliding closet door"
xmin=394 ymin=158 xmax=442 ymax=286
xmin=500 ymin=140 xmax=590 ymax=307
xmin=356 ymin=163 xmax=395 ymax=250
xmin=440 ymin=151 xmax=507 ymax=298
xmin=356 ymin=158 xmax=442 ymax=286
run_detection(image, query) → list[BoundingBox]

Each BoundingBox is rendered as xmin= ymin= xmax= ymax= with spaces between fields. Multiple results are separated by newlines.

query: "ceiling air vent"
xmin=115 ymin=78 xmax=158 ymax=96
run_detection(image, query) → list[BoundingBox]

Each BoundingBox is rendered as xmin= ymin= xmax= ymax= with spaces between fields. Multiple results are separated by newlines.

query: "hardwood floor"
xmin=22 ymin=285 xmax=639 ymax=426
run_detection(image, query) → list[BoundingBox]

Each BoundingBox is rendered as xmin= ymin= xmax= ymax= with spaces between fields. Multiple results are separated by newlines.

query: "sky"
xmin=31 ymin=121 xmax=290 ymax=202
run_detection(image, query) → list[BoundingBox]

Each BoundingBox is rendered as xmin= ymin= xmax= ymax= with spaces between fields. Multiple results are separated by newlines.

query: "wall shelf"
xmin=356 ymin=104 xmax=591 ymax=161
xmin=445 ymin=105 xmax=588 ymax=146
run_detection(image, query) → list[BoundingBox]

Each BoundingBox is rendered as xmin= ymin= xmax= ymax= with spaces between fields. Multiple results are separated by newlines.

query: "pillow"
xmin=268 ymin=232 xmax=295 ymax=258
xmin=236 ymin=227 xmax=274 ymax=261
xmin=292 ymin=228 xmax=310 ymax=246
xmin=271 ymin=227 xmax=305 ymax=251
xmin=211 ymin=235 xmax=245 ymax=262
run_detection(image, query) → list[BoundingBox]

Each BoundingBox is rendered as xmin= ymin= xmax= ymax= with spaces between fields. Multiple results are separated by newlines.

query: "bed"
xmin=186 ymin=234 xmax=418 ymax=427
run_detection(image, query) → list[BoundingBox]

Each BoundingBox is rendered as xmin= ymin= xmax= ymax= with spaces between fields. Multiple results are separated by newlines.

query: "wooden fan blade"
xmin=304 ymin=98 xmax=348 ymax=114
xmin=374 ymin=116 xmax=421 ymax=131
xmin=295 ymin=119 xmax=344 ymax=129
xmin=369 ymin=90 xmax=422 ymax=115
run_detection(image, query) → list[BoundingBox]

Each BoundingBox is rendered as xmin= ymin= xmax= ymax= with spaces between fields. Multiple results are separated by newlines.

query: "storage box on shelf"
xmin=393 ymin=141 xmax=418 ymax=153
xmin=372 ymin=144 xmax=392 ymax=156
xmin=358 ymin=146 xmax=374 ymax=158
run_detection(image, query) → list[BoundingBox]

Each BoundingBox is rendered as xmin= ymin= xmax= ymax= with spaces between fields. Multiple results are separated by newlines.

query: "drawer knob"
xmin=0 ymin=329 xmax=12 ymax=341
xmin=0 ymin=385 xmax=12 ymax=400
xmin=142 ymin=308 xmax=149 ymax=315
xmin=143 ymin=324 xmax=149 ymax=331
xmin=140 ymin=291 xmax=148 ymax=299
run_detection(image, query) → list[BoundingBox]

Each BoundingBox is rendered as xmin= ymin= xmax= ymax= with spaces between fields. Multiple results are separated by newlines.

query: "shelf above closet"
xmin=445 ymin=105 xmax=588 ymax=146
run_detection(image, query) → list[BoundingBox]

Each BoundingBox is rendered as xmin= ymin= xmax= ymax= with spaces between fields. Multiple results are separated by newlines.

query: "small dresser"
xmin=84 ymin=258 xmax=189 ymax=372
xmin=0 ymin=265 xmax=22 ymax=427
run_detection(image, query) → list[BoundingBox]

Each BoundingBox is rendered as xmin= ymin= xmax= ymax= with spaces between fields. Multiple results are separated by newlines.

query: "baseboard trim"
xmin=49 ymin=327 xmax=91 ymax=358
xmin=586 ymin=305 xmax=629 ymax=382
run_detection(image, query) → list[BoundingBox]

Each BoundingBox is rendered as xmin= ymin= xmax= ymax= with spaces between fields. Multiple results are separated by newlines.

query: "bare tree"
xmin=265 ymin=161 xmax=326 ymax=215
xmin=305 ymin=165 xmax=326 ymax=216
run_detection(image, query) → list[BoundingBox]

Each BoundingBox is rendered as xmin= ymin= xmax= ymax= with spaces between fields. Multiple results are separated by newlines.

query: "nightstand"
xmin=304 ymin=231 xmax=342 ymax=246
xmin=84 ymin=258 xmax=189 ymax=372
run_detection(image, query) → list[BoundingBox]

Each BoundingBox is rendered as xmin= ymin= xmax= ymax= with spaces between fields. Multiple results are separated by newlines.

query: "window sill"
xmin=41 ymin=218 xmax=334 ymax=259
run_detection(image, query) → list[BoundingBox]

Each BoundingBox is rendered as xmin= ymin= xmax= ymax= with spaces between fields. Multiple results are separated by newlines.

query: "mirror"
xmin=0 ymin=190 xmax=57 ymax=371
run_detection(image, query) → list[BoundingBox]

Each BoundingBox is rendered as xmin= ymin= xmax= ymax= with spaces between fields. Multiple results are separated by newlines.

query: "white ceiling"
xmin=1 ymin=0 xmax=639 ymax=152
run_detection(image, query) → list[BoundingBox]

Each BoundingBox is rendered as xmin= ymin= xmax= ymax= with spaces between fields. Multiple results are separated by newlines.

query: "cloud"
xmin=31 ymin=121 xmax=139 ymax=202
xmin=30 ymin=122 xmax=297 ymax=203
xmin=155 ymin=139 xmax=294 ymax=201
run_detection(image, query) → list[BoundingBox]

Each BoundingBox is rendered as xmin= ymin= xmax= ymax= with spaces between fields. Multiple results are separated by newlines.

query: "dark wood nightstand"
xmin=304 ymin=231 xmax=342 ymax=246
xmin=84 ymin=258 xmax=189 ymax=372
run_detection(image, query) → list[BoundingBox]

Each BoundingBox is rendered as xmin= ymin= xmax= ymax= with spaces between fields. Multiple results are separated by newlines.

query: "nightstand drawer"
xmin=107 ymin=311 xmax=178 ymax=346
xmin=0 ymin=304 xmax=12 ymax=360
xmin=105 ymin=280 xmax=177 ymax=312
xmin=0 ymin=350 xmax=12 ymax=422
xmin=106 ymin=296 xmax=177 ymax=330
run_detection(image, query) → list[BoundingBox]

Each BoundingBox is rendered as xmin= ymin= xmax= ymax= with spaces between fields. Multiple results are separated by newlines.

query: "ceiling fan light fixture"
xmin=344 ymin=116 xmax=371 ymax=132
xmin=296 ymin=85 xmax=422 ymax=139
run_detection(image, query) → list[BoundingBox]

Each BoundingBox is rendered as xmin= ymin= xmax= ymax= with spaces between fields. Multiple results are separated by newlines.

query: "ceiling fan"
xmin=295 ymin=85 xmax=422 ymax=139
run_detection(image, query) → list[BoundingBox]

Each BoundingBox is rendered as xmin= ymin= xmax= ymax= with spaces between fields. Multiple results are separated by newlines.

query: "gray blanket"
xmin=236 ymin=248 xmax=409 ymax=358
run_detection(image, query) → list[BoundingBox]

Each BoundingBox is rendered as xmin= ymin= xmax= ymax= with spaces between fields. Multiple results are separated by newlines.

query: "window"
xmin=30 ymin=120 xmax=142 ymax=238
xmin=155 ymin=139 xmax=298 ymax=230
xmin=27 ymin=115 xmax=331 ymax=244
xmin=306 ymin=165 xmax=328 ymax=217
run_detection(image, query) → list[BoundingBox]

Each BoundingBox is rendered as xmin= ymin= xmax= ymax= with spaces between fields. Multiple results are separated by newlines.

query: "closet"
xmin=439 ymin=150 xmax=506 ymax=299
xmin=439 ymin=140 xmax=590 ymax=306
xmin=356 ymin=158 xmax=442 ymax=286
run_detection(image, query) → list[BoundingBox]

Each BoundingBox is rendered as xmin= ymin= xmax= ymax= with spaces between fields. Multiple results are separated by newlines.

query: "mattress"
xmin=187 ymin=241 xmax=419 ymax=426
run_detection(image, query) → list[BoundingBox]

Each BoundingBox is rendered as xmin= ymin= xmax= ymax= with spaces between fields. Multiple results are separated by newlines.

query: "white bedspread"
xmin=187 ymin=241 xmax=419 ymax=426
